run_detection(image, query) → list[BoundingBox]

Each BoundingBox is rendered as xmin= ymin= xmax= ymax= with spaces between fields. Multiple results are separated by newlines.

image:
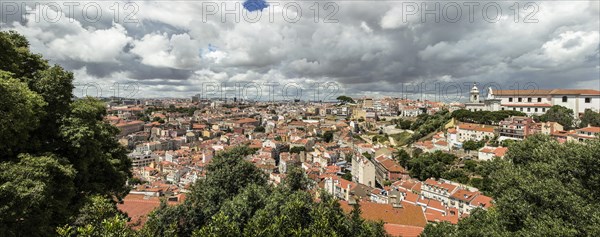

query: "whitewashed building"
xmin=465 ymin=84 xmax=600 ymax=116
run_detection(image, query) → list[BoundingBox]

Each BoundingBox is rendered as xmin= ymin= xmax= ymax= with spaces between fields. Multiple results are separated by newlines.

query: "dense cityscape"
xmin=102 ymin=84 xmax=599 ymax=236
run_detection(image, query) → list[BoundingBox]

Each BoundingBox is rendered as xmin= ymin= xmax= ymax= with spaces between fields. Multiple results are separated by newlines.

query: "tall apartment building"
xmin=351 ymin=155 xmax=376 ymax=188
xmin=497 ymin=116 xmax=535 ymax=140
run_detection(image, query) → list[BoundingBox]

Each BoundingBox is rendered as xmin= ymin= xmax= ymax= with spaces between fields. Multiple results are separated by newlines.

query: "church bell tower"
xmin=470 ymin=83 xmax=480 ymax=103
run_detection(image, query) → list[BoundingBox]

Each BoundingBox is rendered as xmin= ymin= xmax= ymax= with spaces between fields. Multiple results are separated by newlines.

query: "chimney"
xmin=392 ymin=195 xmax=403 ymax=208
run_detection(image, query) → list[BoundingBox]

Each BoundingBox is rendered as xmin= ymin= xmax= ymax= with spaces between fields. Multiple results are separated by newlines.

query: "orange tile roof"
xmin=384 ymin=224 xmax=424 ymax=237
xmin=339 ymin=201 xmax=427 ymax=227
xmin=117 ymin=194 xmax=179 ymax=227
xmin=450 ymin=189 xmax=478 ymax=202
xmin=495 ymin=89 xmax=600 ymax=96
xmin=494 ymin=89 xmax=553 ymax=96
xmin=425 ymin=208 xmax=459 ymax=224
xmin=427 ymin=199 xmax=445 ymax=211
xmin=380 ymin=159 xmax=407 ymax=173
xmin=578 ymin=126 xmax=600 ymax=133
xmin=404 ymin=192 xmax=419 ymax=203
xmin=235 ymin=118 xmax=258 ymax=124
xmin=493 ymin=147 xmax=508 ymax=157
xmin=470 ymin=194 xmax=494 ymax=208
xmin=551 ymin=89 xmax=600 ymax=95
xmin=458 ymin=123 xmax=495 ymax=133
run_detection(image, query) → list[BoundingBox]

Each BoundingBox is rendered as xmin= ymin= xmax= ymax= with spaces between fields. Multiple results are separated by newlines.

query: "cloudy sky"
xmin=1 ymin=0 xmax=599 ymax=101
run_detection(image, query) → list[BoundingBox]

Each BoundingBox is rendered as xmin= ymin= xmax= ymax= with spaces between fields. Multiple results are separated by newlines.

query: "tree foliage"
xmin=0 ymin=31 xmax=132 ymax=235
xmin=535 ymin=105 xmax=575 ymax=130
xmin=323 ymin=130 xmax=334 ymax=143
xmin=423 ymin=134 xmax=600 ymax=236
xmin=142 ymin=146 xmax=386 ymax=237
xmin=462 ymin=140 xmax=486 ymax=151
xmin=407 ymin=151 xmax=458 ymax=180
xmin=290 ymin=146 xmax=306 ymax=154
xmin=579 ymin=109 xmax=600 ymax=128
xmin=336 ymin=95 xmax=355 ymax=103
xmin=0 ymin=76 xmax=46 ymax=156
xmin=0 ymin=154 xmax=76 ymax=237
xmin=451 ymin=109 xmax=526 ymax=125
xmin=393 ymin=149 xmax=411 ymax=168
xmin=409 ymin=110 xmax=451 ymax=142
xmin=253 ymin=126 xmax=266 ymax=133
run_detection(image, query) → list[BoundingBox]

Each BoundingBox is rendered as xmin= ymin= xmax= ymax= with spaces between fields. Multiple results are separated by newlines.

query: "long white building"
xmin=465 ymin=83 xmax=600 ymax=116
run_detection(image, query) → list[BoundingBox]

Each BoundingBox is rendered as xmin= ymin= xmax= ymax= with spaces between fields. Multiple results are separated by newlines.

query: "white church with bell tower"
xmin=464 ymin=83 xmax=502 ymax=112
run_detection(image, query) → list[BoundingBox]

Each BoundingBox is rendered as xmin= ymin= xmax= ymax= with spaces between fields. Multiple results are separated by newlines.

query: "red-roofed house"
xmin=478 ymin=146 xmax=508 ymax=161
xmin=374 ymin=155 xmax=408 ymax=185
xmin=421 ymin=178 xmax=458 ymax=205
xmin=569 ymin=125 xmax=600 ymax=142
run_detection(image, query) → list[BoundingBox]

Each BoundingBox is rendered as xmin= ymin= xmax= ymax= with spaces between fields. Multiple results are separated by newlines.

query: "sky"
xmin=1 ymin=0 xmax=599 ymax=101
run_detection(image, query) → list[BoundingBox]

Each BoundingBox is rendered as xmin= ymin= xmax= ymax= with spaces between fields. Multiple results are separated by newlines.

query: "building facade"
xmin=465 ymin=84 xmax=600 ymax=116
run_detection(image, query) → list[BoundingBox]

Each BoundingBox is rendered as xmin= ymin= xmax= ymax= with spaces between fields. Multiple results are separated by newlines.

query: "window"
xmin=518 ymin=98 xmax=522 ymax=102
xmin=535 ymin=108 xmax=538 ymax=112
xmin=562 ymin=96 xmax=568 ymax=102
xmin=537 ymin=98 xmax=542 ymax=102
xmin=585 ymin=98 xmax=591 ymax=103
xmin=520 ymin=108 xmax=523 ymax=111
xmin=513 ymin=108 xmax=516 ymax=111
xmin=509 ymin=98 xmax=513 ymax=102
xmin=527 ymin=108 xmax=531 ymax=112
xmin=502 ymin=108 xmax=505 ymax=110
xmin=543 ymin=108 xmax=546 ymax=112
xmin=528 ymin=98 xmax=532 ymax=102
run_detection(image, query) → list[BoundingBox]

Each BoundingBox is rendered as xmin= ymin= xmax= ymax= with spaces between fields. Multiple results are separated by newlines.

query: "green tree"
xmin=420 ymin=221 xmax=457 ymax=237
xmin=579 ymin=109 xmax=600 ymax=128
xmin=536 ymin=105 xmax=574 ymax=130
xmin=0 ymin=154 xmax=76 ymax=237
xmin=425 ymin=134 xmax=600 ymax=236
xmin=253 ymin=126 xmax=265 ymax=133
xmin=463 ymin=140 xmax=486 ymax=151
xmin=407 ymin=151 xmax=457 ymax=180
xmin=73 ymin=195 xmax=124 ymax=227
xmin=341 ymin=172 xmax=353 ymax=181
xmin=143 ymin=147 xmax=386 ymax=237
xmin=0 ymin=76 xmax=46 ymax=157
xmin=59 ymin=98 xmax=133 ymax=199
xmin=0 ymin=31 xmax=133 ymax=235
xmin=290 ymin=146 xmax=306 ymax=154
xmin=323 ymin=130 xmax=334 ymax=143
xmin=336 ymin=95 xmax=355 ymax=103
xmin=451 ymin=109 xmax=525 ymax=125
xmin=409 ymin=110 xmax=451 ymax=142
xmin=393 ymin=149 xmax=411 ymax=168
xmin=283 ymin=166 xmax=311 ymax=192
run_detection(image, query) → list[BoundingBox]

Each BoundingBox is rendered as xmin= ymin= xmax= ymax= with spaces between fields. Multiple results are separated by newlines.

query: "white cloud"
xmin=380 ymin=7 xmax=408 ymax=29
xmin=4 ymin=1 xmax=599 ymax=97
xmin=131 ymin=32 xmax=200 ymax=69
xmin=12 ymin=5 xmax=130 ymax=63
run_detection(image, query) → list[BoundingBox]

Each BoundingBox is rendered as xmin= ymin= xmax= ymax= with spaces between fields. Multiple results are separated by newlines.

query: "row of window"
xmin=508 ymin=97 xmax=593 ymax=103
xmin=509 ymin=97 xmax=543 ymax=103
xmin=501 ymin=107 xmax=547 ymax=113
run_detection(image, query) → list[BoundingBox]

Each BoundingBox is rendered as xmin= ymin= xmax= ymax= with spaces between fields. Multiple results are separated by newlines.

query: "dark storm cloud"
xmin=3 ymin=0 xmax=599 ymax=97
